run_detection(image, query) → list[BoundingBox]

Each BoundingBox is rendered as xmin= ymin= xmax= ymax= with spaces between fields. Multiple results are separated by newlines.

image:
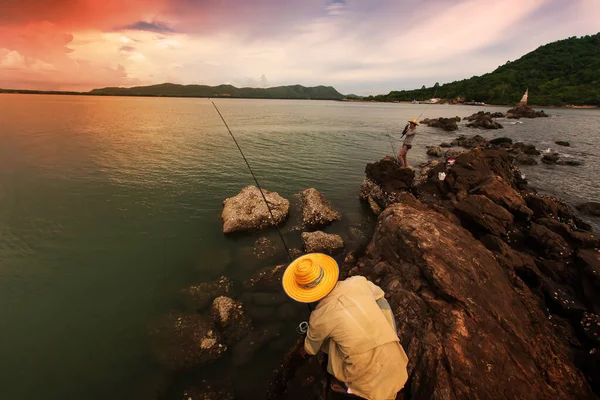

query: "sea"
xmin=0 ymin=94 xmax=598 ymax=399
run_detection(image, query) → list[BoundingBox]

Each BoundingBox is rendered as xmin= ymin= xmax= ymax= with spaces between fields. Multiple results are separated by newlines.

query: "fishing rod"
xmin=210 ymin=99 xmax=293 ymax=263
xmin=210 ymin=100 xmax=314 ymax=320
xmin=384 ymin=125 xmax=398 ymax=161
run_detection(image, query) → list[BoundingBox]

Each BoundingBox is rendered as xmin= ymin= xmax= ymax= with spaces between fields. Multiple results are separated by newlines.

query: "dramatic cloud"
xmin=0 ymin=0 xmax=598 ymax=94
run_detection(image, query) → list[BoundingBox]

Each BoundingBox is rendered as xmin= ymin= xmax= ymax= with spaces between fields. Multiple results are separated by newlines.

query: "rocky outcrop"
xmin=179 ymin=276 xmax=234 ymax=312
xmin=466 ymin=111 xmax=504 ymax=121
xmin=455 ymin=194 xmax=514 ymax=235
xmin=466 ymin=112 xmax=504 ymax=129
xmin=470 ymin=175 xmax=533 ymax=218
xmin=301 ymin=231 xmax=344 ymax=254
xmin=542 ymin=152 xmax=583 ymax=166
xmin=221 ymin=186 xmax=290 ymax=233
xmin=512 ymin=142 xmax=541 ymax=155
xmin=211 ymin=296 xmax=252 ymax=344
xmin=420 ymin=117 xmax=459 ymax=131
xmin=148 ymin=311 xmax=227 ymax=371
xmin=365 ymin=156 xmax=415 ymax=192
xmin=489 ymin=137 xmax=513 ymax=146
xmin=444 ymin=148 xmax=467 ymax=160
xmin=426 ymin=146 xmax=442 ymax=157
xmin=451 ymin=134 xmax=489 ymax=148
xmin=506 ymin=104 xmax=549 ymax=118
xmin=298 ymin=188 xmax=340 ymax=228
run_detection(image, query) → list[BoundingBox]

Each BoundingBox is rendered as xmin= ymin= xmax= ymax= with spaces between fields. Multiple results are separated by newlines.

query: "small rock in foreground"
xmin=211 ymin=296 xmax=252 ymax=344
xmin=179 ymin=276 xmax=233 ymax=311
xmin=221 ymin=186 xmax=289 ymax=233
xmin=301 ymin=231 xmax=344 ymax=254
xmin=299 ymin=188 xmax=340 ymax=228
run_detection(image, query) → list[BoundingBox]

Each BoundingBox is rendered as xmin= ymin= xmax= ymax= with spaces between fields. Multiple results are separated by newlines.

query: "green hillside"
xmin=89 ymin=83 xmax=345 ymax=100
xmin=367 ymin=33 xmax=600 ymax=106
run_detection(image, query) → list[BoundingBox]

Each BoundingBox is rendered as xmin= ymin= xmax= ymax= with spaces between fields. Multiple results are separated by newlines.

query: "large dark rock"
xmin=358 ymin=203 xmax=594 ymax=399
xmin=525 ymin=194 xmax=592 ymax=231
xmin=301 ymin=231 xmax=344 ymax=254
xmin=421 ymin=117 xmax=459 ymax=131
xmin=542 ymin=152 xmax=560 ymax=164
xmin=148 ymin=312 xmax=226 ymax=371
xmin=426 ymin=146 xmax=442 ymax=157
xmin=471 ymin=175 xmax=533 ymax=218
xmin=513 ymin=142 xmax=541 ymax=155
xmin=298 ymin=188 xmax=340 ymax=228
xmin=466 ymin=114 xmax=504 ymax=129
xmin=243 ymin=264 xmax=285 ymax=292
xmin=514 ymin=151 xmax=538 ymax=165
xmin=179 ymin=276 xmax=234 ymax=312
xmin=454 ymin=135 xmax=489 ymax=148
xmin=489 ymin=137 xmax=513 ymax=146
xmin=365 ymin=156 xmax=415 ymax=193
xmin=221 ymin=186 xmax=290 ymax=233
xmin=211 ymin=296 xmax=252 ymax=344
xmin=528 ymin=223 xmax=572 ymax=260
xmin=506 ymin=105 xmax=549 ymax=118
xmin=577 ymin=202 xmax=600 ymax=217
xmin=232 ymin=324 xmax=282 ymax=367
xmin=455 ymin=194 xmax=514 ymax=236
xmin=556 ymin=141 xmax=571 ymax=147
xmin=359 ymin=177 xmax=386 ymax=215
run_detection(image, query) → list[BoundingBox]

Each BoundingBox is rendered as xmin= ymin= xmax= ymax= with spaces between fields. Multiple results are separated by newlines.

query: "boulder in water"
xmin=421 ymin=117 xmax=459 ymax=131
xmin=506 ymin=105 xmax=548 ymax=118
xmin=440 ymin=142 xmax=452 ymax=148
xmin=577 ymin=202 xmax=600 ymax=217
xmin=243 ymin=264 xmax=285 ymax=291
xmin=179 ymin=276 xmax=233 ymax=312
xmin=514 ymin=151 xmax=538 ymax=165
xmin=542 ymin=152 xmax=560 ymax=164
xmin=211 ymin=296 xmax=252 ymax=344
xmin=148 ymin=311 xmax=226 ymax=370
xmin=444 ymin=148 xmax=467 ymax=159
xmin=221 ymin=186 xmax=289 ymax=233
xmin=298 ymin=188 xmax=340 ymax=228
xmin=489 ymin=137 xmax=513 ymax=146
xmin=426 ymin=146 xmax=442 ymax=157
xmin=555 ymin=141 xmax=571 ymax=147
xmin=513 ymin=142 xmax=541 ymax=155
xmin=301 ymin=231 xmax=344 ymax=254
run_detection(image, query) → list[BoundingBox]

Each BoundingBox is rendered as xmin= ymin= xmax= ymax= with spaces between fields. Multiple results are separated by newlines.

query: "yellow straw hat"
xmin=282 ymin=253 xmax=339 ymax=303
xmin=408 ymin=118 xmax=419 ymax=126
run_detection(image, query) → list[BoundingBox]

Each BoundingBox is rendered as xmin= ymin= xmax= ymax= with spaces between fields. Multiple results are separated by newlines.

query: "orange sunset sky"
xmin=1 ymin=0 xmax=599 ymax=95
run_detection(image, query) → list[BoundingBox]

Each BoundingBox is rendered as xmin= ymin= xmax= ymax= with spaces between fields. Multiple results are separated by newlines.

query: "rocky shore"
xmin=144 ymin=108 xmax=598 ymax=399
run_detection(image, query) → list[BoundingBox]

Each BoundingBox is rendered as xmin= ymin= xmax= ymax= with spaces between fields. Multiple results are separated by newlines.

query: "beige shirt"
xmin=403 ymin=126 xmax=417 ymax=146
xmin=305 ymin=276 xmax=409 ymax=400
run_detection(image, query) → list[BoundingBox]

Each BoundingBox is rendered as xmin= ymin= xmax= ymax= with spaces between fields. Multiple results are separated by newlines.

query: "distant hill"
xmin=367 ymin=33 xmax=600 ymax=106
xmin=89 ymin=83 xmax=345 ymax=100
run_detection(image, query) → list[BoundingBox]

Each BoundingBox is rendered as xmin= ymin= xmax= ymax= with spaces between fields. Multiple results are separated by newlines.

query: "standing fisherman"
xmin=398 ymin=119 xmax=419 ymax=168
xmin=283 ymin=253 xmax=409 ymax=399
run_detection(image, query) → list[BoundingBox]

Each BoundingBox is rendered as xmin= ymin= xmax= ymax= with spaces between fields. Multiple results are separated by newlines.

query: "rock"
xmin=557 ymin=159 xmax=583 ymax=166
xmin=577 ymin=202 xmax=600 ymax=217
xmin=298 ymin=188 xmax=340 ymax=228
xmin=444 ymin=148 xmax=514 ymax=195
xmin=148 ymin=311 xmax=226 ymax=370
xmin=253 ymin=237 xmax=277 ymax=260
xmin=466 ymin=111 xmax=504 ymax=121
xmin=211 ymin=296 xmax=252 ymax=344
xmin=359 ymin=177 xmax=385 ymax=215
xmin=514 ymin=151 xmax=538 ymax=165
xmin=444 ymin=148 xmax=467 ymax=159
xmin=577 ymin=249 xmax=600 ymax=314
xmin=275 ymin=303 xmax=300 ymax=321
xmin=542 ymin=278 xmax=588 ymax=316
xmin=556 ymin=141 xmax=571 ymax=147
xmin=426 ymin=146 xmax=442 ymax=157
xmin=361 ymin=203 xmax=594 ymax=399
xmin=243 ymin=264 xmax=285 ymax=291
xmin=221 ymin=186 xmax=290 ymax=233
xmin=525 ymin=194 xmax=591 ymax=231
xmin=246 ymin=305 xmax=276 ymax=322
xmin=471 ymin=175 xmax=533 ymax=218
xmin=440 ymin=142 xmax=452 ymax=148
xmin=536 ymin=218 xmax=600 ymax=249
xmin=232 ymin=324 xmax=282 ymax=367
xmin=506 ymin=105 xmax=549 ymax=118
xmin=421 ymin=117 xmax=459 ymax=131
xmin=489 ymin=137 xmax=513 ymax=146
xmin=414 ymin=160 xmax=441 ymax=187
xmin=365 ymin=156 xmax=415 ymax=193
xmin=454 ymin=135 xmax=489 ymax=148
xmin=528 ymin=223 xmax=572 ymax=260
xmin=179 ymin=276 xmax=234 ymax=312
xmin=542 ymin=152 xmax=560 ymax=164
xmin=466 ymin=113 xmax=504 ymax=129
xmin=580 ymin=312 xmax=600 ymax=347
xmin=513 ymin=142 xmax=541 ymax=155
xmin=182 ymin=380 xmax=234 ymax=400
xmin=301 ymin=231 xmax=344 ymax=254
xmin=251 ymin=292 xmax=287 ymax=307
xmin=455 ymin=194 xmax=514 ymax=236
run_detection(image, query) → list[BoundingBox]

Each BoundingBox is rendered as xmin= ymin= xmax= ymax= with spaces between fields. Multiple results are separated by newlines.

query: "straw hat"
xmin=408 ymin=118 xmax=419 ymax=126
xmin=282 ymin=253 xmax=339 ymax=303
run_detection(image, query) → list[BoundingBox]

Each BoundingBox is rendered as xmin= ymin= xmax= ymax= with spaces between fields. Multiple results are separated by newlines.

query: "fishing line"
xmin=210 ymin=100 xmax=293 ymax=263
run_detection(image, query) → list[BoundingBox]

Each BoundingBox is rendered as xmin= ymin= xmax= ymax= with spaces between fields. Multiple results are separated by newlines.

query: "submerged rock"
xmin=253 ymin=237 xmax=277 ymax=260
xmin=179 ymin=276 xmax=233 ymax=312
xmin=541 ymin=152 xmax=560 ymax=164
xmin=211 ymin=296 xmax=252 ymax=344
xmin=232 ymin=324 xmax=282 ymax=367
xmin=243 ymin=264 xmax=285 ymax=291
xmin=514 ymin=151 xmax=538 ymax=165
xmin=440 ymin=142 xmax=452 ymax=148
xmin=577 ymin=202 xmax=600 ymax=217
xmin=221 ymin=186 xmax=289 ymax=233
xmin=148 ymin=311 xmax=226 ymax=370
xmin=556 ymin=141 xmax=571 ymax=147
xmin=182 ymin=380 xmax=234 ymax=400
xmin=301 ymin=231 xmax=344 ymax=254
xmin=513 ymin=142 xmax=541 ymax=155
xmin=298 ymin=188 xmax=340 ymax=228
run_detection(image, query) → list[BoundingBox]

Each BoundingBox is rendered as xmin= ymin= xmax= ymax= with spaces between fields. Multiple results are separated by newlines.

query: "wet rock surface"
xmin=148 ymin=311 xmax=227 ymax=371
xmin=426 ymin=146 xmax=442 ymax=157
xmin=211 ymin=296 xmax=252 ymax=344
xmin=243 ymin=264 xmax=285 ymax=292
xmin=420 ymin=117 xmax=459 ymax=131
xmin=556 ymin=140 xmax=571 ymax=147
xmin=465 ymin=111 xmax=504 ymax=129
xmin=179 ymin=276 xmax=234 ymax=312
xmin=578 ymin=202 xmax=600 ymax=217
xmin=221 ymin=185 xmax=290 ymax=233
xmin=253 ymin=237 xmax=277 ymax=260
xmin=301 ymin=231 xmax=344 ymax=254
xmin=506 ymin=104 xmax=549 ymax=118
xmin=298 ymin=188 xmax=341 ymax=228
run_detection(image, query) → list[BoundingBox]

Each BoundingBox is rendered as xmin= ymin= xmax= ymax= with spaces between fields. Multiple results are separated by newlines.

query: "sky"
xmin=0 ymin=0 xmax=598 ymax=95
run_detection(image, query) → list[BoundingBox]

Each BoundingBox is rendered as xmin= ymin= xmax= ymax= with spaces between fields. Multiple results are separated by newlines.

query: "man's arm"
xmin=304 ymin=310 xmax=331 ymax=355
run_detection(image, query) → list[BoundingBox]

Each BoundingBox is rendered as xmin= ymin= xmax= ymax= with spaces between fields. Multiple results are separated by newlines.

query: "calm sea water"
xmin=0 ymin=95 xmax=598 ymax=399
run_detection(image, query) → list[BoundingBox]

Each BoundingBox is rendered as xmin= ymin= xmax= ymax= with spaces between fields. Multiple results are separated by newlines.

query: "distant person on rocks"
xmin=398 ymin=119 xmax=418 ymax=168
xmin=283 ymin=253 xmax=409 ymax=400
